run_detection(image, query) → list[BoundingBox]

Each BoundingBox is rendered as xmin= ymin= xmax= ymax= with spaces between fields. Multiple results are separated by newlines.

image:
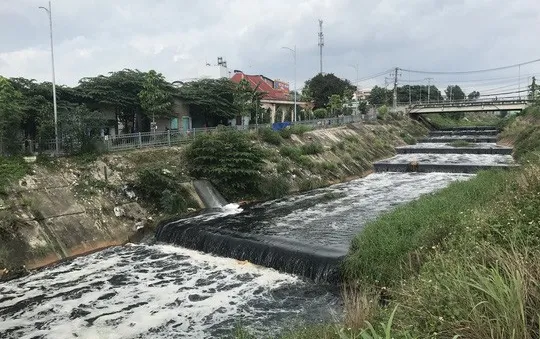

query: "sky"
xmin=1 ymin=0 xmax=540 ymax=96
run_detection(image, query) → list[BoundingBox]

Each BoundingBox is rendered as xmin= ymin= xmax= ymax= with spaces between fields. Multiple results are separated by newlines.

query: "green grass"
xmin=0 ymin=157 xmax=29 ymax=195
xmin=344 ymin=168 xmax=511 ymax=286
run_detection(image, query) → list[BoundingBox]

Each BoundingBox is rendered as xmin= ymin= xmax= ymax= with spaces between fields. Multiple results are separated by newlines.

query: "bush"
xmin=313 ymin=108 xmax=328 ymax=119
xmin=133 ymin=168 xmax=194 ymax=215
xmin=259 ymin=127 xmax=283 ymax=146
xmin=301 ymin=142 xmax=324 ymax=155
xmin=259 ymin=175 xmax=290 ymax=199
xmin=185 ymin=130 xmax=265 ymax=199
xmin=279 ymin=146 xmax=303 ymax=162
xmin=280 ymin=127 xmax=293 ymax=139
xmin=290 ymin=125 xmax=312 ymax=135
xmin=298 ymin=178 xmax=325 ymax=191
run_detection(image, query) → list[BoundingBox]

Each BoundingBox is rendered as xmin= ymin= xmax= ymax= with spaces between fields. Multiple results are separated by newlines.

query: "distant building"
xmin=197 ymin=57 xmax=232 ymax=79
xmin=230 ymin=71 xmax=311 ymax=124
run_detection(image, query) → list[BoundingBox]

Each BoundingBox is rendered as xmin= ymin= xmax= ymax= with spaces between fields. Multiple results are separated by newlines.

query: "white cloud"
xmin=0 ymin=0 xmax=538 ymax=94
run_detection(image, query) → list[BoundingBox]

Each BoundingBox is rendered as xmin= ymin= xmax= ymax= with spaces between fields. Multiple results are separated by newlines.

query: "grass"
xmin=343 ymin=168 xmax=510 ymax=286
xmin=0 ymin=156 xmax=30 ymax=195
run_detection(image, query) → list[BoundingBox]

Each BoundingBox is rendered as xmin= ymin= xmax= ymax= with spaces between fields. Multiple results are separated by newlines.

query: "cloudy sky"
xmin=1 ymin=0 xmax=539 ymax=95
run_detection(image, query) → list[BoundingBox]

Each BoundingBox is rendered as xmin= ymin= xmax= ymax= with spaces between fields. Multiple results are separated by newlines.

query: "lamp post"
xmin=282 ymin=45 xmax=297 ymax=122
xmin=39 ymin=1 xmax=59 ymax=155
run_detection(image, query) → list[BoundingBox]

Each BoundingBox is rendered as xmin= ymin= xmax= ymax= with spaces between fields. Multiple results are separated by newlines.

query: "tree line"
xmin=0 ymin=70 xmax=267 ymax=155
xmin=367 ymin=84 xmax=484 ymax=106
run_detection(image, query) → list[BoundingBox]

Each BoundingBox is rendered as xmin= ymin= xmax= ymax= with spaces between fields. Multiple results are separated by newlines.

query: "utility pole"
xmin=392 ymin=67 xmax=399 ymax=112
xmin=408 ymin=71 xmax=411 ymax=106
xmin=39 ymin=1 xmax=59 ymax=156
xmin=318 ymin=19 xmax=324 ymax=74
xmin=282 ymin=45 xmax=297 ymax=122
xmin=425 ymin=77 xmax=433 ymax=104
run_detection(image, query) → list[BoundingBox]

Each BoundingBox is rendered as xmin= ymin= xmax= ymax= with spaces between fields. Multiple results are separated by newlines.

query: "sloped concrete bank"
xmin=0 ymin=118 xmax=428 ymax=278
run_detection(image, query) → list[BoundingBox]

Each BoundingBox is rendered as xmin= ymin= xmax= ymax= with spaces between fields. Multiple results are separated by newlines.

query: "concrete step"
xmin=373 ymin=162 xmax=518 ymax=174
xmin=429 ymin=130 xmax=498 ymax=136
xmin=396 ymin=147 xmax=513 ymax=155
xmin=418 ymin=137 xmax=498 ymax=143
xmin=436 ymin=126 xmax=500 ymax=131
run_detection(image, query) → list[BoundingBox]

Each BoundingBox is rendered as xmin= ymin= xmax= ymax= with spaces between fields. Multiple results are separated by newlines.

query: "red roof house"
xmin=230 ymin=71 xmax=290 ymax=101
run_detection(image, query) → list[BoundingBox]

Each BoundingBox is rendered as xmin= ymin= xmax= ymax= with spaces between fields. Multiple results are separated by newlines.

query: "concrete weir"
xmin=418 ymin=137 xmax=498 ymax=143
xmin=396 ymin=146 xmax=513 ymax=155
xmin=376 ymin=126 xmax=516 ymax=173
xmin=429 ymin=130 xmax=498 ymax=136
xmin=373 ymin=162 xmax=517 ymax=173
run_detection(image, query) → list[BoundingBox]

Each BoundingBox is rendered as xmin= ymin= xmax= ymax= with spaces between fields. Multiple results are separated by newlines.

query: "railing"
xmin=409 ymin=97 xmax=531 ymax=110
xmin=23 ymin=115 xmax=364 ymax=154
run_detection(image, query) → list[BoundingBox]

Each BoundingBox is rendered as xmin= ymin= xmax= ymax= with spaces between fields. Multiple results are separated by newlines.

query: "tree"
xmin=358 ymin=101 xmax=368 ymax=115
xmin=368 ymin=86 xmax=391 ymax=105
xmin=529 ymin=77 xmax=539 ymax=102
xmin=304 ymin=73 xmax=356 ymax=108
xmin=445 ymin=85 xmax=465 ymax=101
xmin=0 ymin=77 xmax=23 ymax=154
xmin=328 ymin=94 xmax=343 ymax=116
xmin=313 ymin=108 xmax=328 ymax=119
xmin=78 ymin=69 xmax=146 ymax=133
xmin=233 ymin=79 xmax=265 ymax=125
xmin=178 ymin=78 xmax=239 ymax=127
xmin=468 ymin=91 xmax=481 ymax=100
xmin=138 ymin=70 xmax=174 ymax=126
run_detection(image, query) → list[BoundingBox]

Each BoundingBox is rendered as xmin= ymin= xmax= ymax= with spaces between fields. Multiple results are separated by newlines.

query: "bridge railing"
xmin=409 ymin=97 xmax=530 ymax=109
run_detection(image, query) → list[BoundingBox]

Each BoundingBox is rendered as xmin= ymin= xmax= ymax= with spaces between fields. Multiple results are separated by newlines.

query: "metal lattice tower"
xmin=318 ymin=19 xmax=324 ymax=74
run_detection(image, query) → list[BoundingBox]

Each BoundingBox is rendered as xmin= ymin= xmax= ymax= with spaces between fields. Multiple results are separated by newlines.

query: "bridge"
xmin=408 ymin=97 xmax=530 ymax=115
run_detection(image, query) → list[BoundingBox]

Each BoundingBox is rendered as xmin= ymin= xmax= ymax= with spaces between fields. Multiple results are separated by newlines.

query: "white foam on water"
xmin=398 ymin=142 xmax=505 ymax=149
xmin=382 ymin=153 xmax=514 ymax=165
xmin=220 ymin=203 xmax=244 ymax=216
xmin=0 ymin=245 xmax=335 ymax=339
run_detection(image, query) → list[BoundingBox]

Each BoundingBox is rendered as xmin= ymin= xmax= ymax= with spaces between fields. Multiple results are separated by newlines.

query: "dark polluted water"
xmin=0 ymin=172 xmax=473 ymax=338
xmin=0 ymin=245 xmax=339 ymax=339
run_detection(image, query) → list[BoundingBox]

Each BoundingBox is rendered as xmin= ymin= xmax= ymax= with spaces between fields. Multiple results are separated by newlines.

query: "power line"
xmin=401 ymin=58 xmax=540 ymax=75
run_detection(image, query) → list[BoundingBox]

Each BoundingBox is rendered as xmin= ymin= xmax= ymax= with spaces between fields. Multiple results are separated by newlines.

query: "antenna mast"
xmin=318 ymin=19 xmax=324 ymax=74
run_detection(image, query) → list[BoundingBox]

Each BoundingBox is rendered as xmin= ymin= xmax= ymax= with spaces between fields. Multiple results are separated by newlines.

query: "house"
xmin=230 ymin=71 xmax=312 ymax=124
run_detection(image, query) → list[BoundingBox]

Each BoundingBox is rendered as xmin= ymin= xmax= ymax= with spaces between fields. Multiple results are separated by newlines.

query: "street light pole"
xmin=39 ymin=1 xmax=59 ymax=155
xmin=282 ymin=45 xmax=297 ymax=122
xmin=425 ymin=77 xmax=433 ymax=104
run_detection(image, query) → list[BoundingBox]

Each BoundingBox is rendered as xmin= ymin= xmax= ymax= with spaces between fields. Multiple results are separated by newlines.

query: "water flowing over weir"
xmin=156 ymin=172 xmax=473 ymax=282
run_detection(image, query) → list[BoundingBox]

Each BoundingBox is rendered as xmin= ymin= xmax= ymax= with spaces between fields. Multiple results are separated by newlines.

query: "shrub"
xmin=185 ymin=130 xmax=265 ymax=199
xmin=259 ymin=127 xmax=283 ymax=146
xmin=402 ymin=135 xmax=417 ymax=145
xmin=298 ymin=178 xmax=325 ymax=191
xmin=290 ymin=125 xmax=312 ymax=135
xmin=133 ymin=168 xmax=194 ymax=215
xmin=258 ymin=175 xmax=290 ymax=199
xmin=313 ymin=108 xmax=328 ymax=119
xmin=280 ymin=127 xmax=293 ymax=139
xmin=279 ymin=146 xmax=303 ymax=162
xmin=300 ymin=142 xmax=324 ymax=155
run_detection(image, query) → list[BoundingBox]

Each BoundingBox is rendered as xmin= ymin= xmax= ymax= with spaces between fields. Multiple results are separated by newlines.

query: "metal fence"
xmin=23 ymin=115 xmax=364 ymax=154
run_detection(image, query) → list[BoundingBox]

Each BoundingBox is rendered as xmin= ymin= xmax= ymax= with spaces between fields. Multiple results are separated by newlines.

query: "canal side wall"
xmin=0 ymin=117 xmax=428 ymax=276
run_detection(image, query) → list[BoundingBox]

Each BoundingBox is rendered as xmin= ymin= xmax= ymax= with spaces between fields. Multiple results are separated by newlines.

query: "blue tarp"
xmin=272 ymin=122 xmax=291 ymax=131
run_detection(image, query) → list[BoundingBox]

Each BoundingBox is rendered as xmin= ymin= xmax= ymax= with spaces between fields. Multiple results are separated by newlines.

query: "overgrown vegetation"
xmin=132 ymin=168 xmax=198 ymax=215
xmin=185 ymin=129 xmax=265 ymax=200
xmin=0 ymin=157 xmax=29 ymax=195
